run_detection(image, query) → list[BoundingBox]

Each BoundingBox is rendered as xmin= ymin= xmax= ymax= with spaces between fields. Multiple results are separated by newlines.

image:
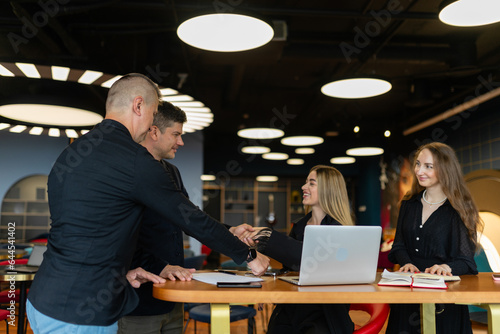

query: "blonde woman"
xmin=387 ymin=142 xmax=482 ymax=334
xmin=237 ymin=165 xmax=355 ymax=333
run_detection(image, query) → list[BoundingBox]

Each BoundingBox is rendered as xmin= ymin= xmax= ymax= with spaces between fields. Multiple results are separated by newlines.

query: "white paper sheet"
xmin=192 ymin=272 xmax=264 ymax=285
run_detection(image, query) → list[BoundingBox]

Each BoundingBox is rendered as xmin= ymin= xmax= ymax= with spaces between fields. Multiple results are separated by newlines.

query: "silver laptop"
xmin=279 ymin=225 xmax=381 ymax=286
xmin=15 ymin=245 xmax=47 ymax=273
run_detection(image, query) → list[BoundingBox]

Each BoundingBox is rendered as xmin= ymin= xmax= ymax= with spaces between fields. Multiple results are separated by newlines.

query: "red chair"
xmin=0 ymin=259 xmax=28 ymax=266
xmin=350 ymin=303 xmax=390 ymax=334
xmin=0 ymin=309 xmax=10 ymax=334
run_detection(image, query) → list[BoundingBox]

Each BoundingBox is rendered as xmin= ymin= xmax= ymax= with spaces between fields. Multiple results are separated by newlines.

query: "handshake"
xmin=229 ymin=224 xmax=274 ymax=276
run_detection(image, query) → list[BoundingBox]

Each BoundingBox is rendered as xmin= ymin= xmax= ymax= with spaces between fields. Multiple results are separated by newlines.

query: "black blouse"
xmin=388 ymin=192 xmax=477 ymax=276
xmin=263 ymin=212 xmax=341 ymax=271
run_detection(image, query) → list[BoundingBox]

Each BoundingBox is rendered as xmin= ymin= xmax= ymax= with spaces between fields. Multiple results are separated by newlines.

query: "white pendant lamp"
xmin=321 ymin=78 xmax=392 ymax=99
xmin=177 ymin=13 xmax=274 ymax=52
xmin=439 ymin=0 xmax=500 ymax=27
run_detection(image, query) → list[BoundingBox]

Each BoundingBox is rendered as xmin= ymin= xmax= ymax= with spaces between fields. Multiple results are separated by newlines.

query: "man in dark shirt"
xmin=118 ymin=102 xmax=193 ymax=334
xmin=26 ymin=73 xmax=269 ymax=334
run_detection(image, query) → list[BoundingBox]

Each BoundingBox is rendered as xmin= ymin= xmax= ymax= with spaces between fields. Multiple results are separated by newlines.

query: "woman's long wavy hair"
xmin=305 ymin=165 xmax=354 ymax=226
xmin=403 ymin=142 xmax=483 ymax=250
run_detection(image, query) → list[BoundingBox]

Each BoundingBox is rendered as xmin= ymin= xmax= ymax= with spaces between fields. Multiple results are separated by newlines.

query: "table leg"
xmin=18 ymin=281 xmax=27 ymax=334
xmin=477 ymin=304 xmax=500 ymax=334
xmin=421 ymin=303 xmax=436 ymax=334
xmin=210 ymin=303 xmax=230 ymax=334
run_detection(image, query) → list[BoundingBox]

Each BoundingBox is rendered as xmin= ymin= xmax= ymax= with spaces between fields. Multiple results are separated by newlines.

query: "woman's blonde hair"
xmin=305 ymin=165 xmax=354 ymax=226
xmin=404 ymin=142 xmax=483 ymax=249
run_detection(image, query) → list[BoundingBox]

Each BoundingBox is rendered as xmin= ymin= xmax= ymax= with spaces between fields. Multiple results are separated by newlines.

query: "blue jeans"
xmin=27 ymin=300 xmax=118 ymax=334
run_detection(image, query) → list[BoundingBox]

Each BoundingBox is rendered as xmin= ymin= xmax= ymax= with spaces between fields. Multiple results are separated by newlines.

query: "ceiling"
xmin=1 ymin=0 xmax=499 ymax=177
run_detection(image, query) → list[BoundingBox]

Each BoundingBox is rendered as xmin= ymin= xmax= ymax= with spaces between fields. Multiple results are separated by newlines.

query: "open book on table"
xmin=377 ymin=269 xmax=460 ymax=289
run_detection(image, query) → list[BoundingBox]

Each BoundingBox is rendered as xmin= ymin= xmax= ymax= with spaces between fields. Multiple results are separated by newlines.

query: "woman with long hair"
xmin=237 ymin=165 xmax=355 ymax=333
xmin=387 ymin=142 xmax=483 ymax=333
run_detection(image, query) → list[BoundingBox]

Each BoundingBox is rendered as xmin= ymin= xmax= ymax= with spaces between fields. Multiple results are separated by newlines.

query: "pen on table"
xmin=216 ymin=270 xmax=237 ymax=275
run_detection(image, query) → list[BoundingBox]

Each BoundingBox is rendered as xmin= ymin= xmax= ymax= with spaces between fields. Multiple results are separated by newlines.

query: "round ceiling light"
xmin=295 ymin=148 xmax=315 ymax=155
xmin=0 ymin=104 xmax=102 ymax=127
xmin=281 ymin=136 xmax=324 ymax=146
xmin=177 ymin=13 xmax=274 ymax=52
xmin=262 ymin=152 xmax=289 ymax=160
xmin=241 ymin=146 xmax=271 ymax=154
xmin=321 ymin=78 xmax=392 ymax=99
xmin=201 ymin=175 xmax=216 ymax=181
xmin=256 ymin=175 xmax=278 ymax=182
xmin=330 ymin=157 xmax=356 ymax=164
xmin=237 ymin=128 xmax=284 ymax=139
xmin=287 ymin=158 xmax=304 ymax=165
xmin=439 ymin=0 xmax=500 ymax=27
xmin=346 ymin=147 xmax=384 ymax=156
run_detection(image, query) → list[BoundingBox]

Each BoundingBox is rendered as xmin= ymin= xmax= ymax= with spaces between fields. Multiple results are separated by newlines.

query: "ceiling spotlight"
xmin=262 ymin=152 xmax=289 ymax=160
xmin=256 ymin=175 xmax=278 ymax=182
xmin=281 ymin=136 xmax=324 ymax=146
xmin=439 ymin=0 xmax=500 ymax=27
xmin=321 ymin=78 xmax=392 ymax=99
xmin=237 ymin=128 xmax=284 ymax=139
xmin=330 ymin=157 xmax=356 ymax=164
xmin=295 ymin=148 xmax=315 ymax=155
xmin=287 ymin=158 xmax=304 ymax=165
xmin=384 ymin=130 xmax=391 ymax=137
xmin=354 ymin=126 xmax=360 ymax=133
xmin=241 ymin=146 xmax=271 ymax=154
xmin=177 ymin=13 xmax=274 ymax=52
xmin=201 ymin=174 xmax=216 ymax=181
xmin=346 ymin=147 xmax=384 ymax=156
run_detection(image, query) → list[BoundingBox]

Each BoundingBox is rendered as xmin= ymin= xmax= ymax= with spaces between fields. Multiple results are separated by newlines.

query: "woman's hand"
xmin=398 ymin=263 xmax=420 ymax=273
xmin=425 ymin=264 xmax=452 ymax=276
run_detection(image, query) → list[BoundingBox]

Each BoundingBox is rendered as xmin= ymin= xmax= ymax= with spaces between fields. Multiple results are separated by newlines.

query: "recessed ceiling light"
xmin=287 ymin=158 xmax=304 ymax=165
xmin=256 ymin=175 xmax=278 ymax=182
xmin=439 ymin=0 xmax=500 ymax=27
xmin=330 ymin=157 xmax=356 ymax=164
xmin=295 ymin=148 xmax=315 ymax=155
xmin=48 ymin=128 xmax=60 ymax=137
xmin=78 ymin=70 xmax=103 ymax=84
xmin=81 ymin=129 xmax=90 ymax=135
xmin=65 ymin=129 xmax=79 ymax=138
xmin=51 ymin=66 xmax=70 ymax=81
xmin=162 ymin=95 xmax=194 ymax=102
xmin=237 ymin=128 xmax=284 ymax=139
xmin=16 ymin=63 xmax=40 ymax=78
xmin=9 ymin=125 xmax=27 ymax=133
xmin=201 ymin=174 xmax=216 ymax=181
xmin=241 ymin=146 xmax=271 ymax=154
xmin=177 ymin=13 xmax=274 ymax=52
xmin=160 ymin=88 xmax=179 ymax=95
xmin=354 ymin=126 xmax=360 ymax=133
xmin=281 ymin=136 xmax=324 ymax=146
xmin=346 ymin=147 xmax=384 ymax=156
xmin=262 ymin=152 xmax=289 ymax=160
xmin=0 ymin=65 xmax=14 ymax=77
xmin=0 ymin=104 xmax=103 ymax=127
xmin=321 ymin=78 xmax=392 ymax=99
xmin=384 ymin=130 xmax=391 ymax=137
xmin=29 ymin=127 xmax=44 ymax=135
xmin=101 ymin=75 xmax=122 ymax=88
xmin=0 ymin=123 xmax=10 ymax=130
xmin=171 ymin=101 xmax=205 ymax=108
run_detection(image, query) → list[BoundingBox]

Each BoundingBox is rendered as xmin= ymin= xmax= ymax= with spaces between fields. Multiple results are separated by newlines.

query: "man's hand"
xmin=425 ymin=264 xmax=452 ymax=276
xmin=160 ymin=264 xmax=196 ymax=281
xmin=398 ymin=263 xmax=420 ymax=273
xmin=247 ymin=251 xmax=270 ymax=276
xmin=229 ymin=224 xmax=254 ymax=238
xmin=126 ymin=267 xmax=166 ymax=288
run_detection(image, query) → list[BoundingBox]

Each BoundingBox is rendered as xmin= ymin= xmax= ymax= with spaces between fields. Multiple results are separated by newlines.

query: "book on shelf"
xmin=377 ymin=269 xmax=460 ymax=289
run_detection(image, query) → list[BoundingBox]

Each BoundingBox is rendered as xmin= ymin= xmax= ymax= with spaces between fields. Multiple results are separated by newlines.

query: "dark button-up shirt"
xmin=28 ymin=120 xmax=248 ymax=325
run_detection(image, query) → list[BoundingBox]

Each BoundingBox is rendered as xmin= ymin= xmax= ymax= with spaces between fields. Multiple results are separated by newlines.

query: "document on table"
xmin=193 ymin=272 xmax=263 ymax=285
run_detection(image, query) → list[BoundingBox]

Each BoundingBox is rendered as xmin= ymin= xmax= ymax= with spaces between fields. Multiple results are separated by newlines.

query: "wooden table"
xmin=0 ymin=270 xmax=36 ymax=334
xmin=153 ymin=272 xmax=500 ymax=334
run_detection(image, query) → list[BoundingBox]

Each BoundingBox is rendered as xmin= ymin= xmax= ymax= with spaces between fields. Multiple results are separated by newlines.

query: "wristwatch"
xmin=246 ymin=248 xmax=257 ymax=263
